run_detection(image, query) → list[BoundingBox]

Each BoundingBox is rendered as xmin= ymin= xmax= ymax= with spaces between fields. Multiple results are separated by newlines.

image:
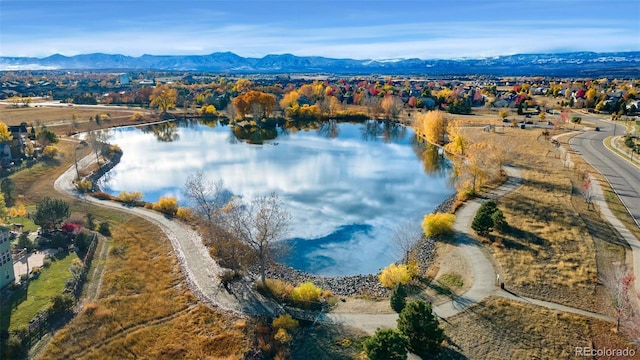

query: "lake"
xmin=97 ymin=119 xmax=453 ymax=276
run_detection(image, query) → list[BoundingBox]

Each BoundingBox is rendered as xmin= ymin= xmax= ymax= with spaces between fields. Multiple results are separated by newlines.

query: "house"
xmin=8 ymin=124 xmax=28 ymax=159
xmin=0 ymin=227 xmax=15 ymax=288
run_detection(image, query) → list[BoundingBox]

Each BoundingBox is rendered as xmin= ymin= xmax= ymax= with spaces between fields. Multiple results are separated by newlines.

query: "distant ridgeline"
xmin=1 ymin=51 xmax=639 ymax=77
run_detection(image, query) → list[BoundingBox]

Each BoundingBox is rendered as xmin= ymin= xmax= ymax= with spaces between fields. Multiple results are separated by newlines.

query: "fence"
xmin=0 ymin=233 xmax=98 ymax=357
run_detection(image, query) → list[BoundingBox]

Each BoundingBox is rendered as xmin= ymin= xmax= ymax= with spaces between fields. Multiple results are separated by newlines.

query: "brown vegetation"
xmin=39 ymin=217 xmax=252 ymax=359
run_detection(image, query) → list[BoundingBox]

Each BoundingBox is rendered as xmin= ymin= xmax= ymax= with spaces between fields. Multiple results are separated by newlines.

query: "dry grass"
xmin=0 ymin=104 xmax=154 ymax=136
xmin=38 ymin=217 xmax=252 ymax=359
xmin=462 ymin=127 xmax=600 ymax=311
xmin=443 ymin=296 xmax=638 ymax=360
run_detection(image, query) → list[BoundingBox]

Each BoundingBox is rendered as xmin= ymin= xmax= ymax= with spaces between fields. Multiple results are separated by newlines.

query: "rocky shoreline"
xmin=263 ymin=193 xmax=455 ymax=298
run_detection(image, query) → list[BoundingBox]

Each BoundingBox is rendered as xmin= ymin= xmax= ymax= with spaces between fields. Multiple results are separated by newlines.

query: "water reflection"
xmin=98 ymin=119 xmax=453 ymax=276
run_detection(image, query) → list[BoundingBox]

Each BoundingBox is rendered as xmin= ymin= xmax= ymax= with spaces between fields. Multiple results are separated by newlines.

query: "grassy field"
xmin=443 ymin=296 xmax=638 ymax=360
xmin=1 ymin=251 xmax=79 ymax=332
xmin=461 ymin=127 xmax=602 ymax=311
xmin=38 ymin=217 xmax=252 ymax=359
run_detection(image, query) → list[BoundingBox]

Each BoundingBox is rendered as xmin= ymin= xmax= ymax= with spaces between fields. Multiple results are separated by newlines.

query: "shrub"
xmin=74 ymin=179 xmax=93 ymax=193
xmin=390 ymin=283 xmax=407 ymax=313
xmin=152 ymin=196 xmax=178 ymax=216
xmin=272 ymin=314 xmax=299 ymax=331
xmin=421 ymin=212 xmax=456 ymax=238
xmin=291 ymin=282 xmax=322 ymax=304
xmin=117 ymin=191 xmax=144 ymax=205
xmin=42 ymin=145 xmax=59 ymax=158
xmin=98 ymin=221 xmax=111 ymax=236
xmin=130 ymin=112 xmax=144 ymax=121
xmin=363 ymin=328 xmax=409 ymax=360
xmin=74 ymin=231 xmax=93 ymax=254
xmin=17 ymin=233 xmax=35 ymax=252
xmin=379 ymin=264 xmax=413 ymax=288
xmin=397 ymin=300 xmax=444 ymax=357
xmin=456 ymin=188 xmax=474 ymax=202
xmin=51 ymin=293 xmax=74 ymax=315
xmin=260 ymin=278 xmax=294 ymax=300
xmin=91 ymin=191 xmax=115 ymax=201
xmin=176 ymin=206 xmax=193 ymax=221
xmin=274 ymin=328 xmax=293 ymax=344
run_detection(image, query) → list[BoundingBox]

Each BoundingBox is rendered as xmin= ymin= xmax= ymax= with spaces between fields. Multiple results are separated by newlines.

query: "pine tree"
xmin=471 ymin=200 xmax=497 ymax=237
xmin=363 ymin=328 xmax=409 ymax=360
xmin=397 ymin=300 xmax=444 ymax=357
xmin=390 ymin=283 xmax=407 ymax=313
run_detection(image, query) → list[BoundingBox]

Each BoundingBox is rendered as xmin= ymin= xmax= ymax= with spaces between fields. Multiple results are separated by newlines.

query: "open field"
xmin=0 ymin=104 xmax=153 ymax=136
xmin=38 ymin=217 xmax=252 ymax=359
xmin=461 ymin=127 xmax=605 ymax=312
xmin=443 ymin=296 xmax=638 ymax=360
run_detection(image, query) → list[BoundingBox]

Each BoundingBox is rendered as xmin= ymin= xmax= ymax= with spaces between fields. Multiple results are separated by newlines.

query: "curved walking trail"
xmin=54 ymin=155 xmax=255 ymax=315
xmin=56 ymin=156 xmax=615 ymax=337
xmin=327 ymin=165 xmax=614 ymax=333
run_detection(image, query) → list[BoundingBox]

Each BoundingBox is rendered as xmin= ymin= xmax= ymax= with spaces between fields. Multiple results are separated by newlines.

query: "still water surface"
xmin=98 ymin=120 xmax=452 ymax=276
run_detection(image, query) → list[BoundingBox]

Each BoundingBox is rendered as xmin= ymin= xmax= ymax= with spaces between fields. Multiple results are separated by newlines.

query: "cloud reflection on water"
xmin=99 ymin=121 xmax=453 ymax=275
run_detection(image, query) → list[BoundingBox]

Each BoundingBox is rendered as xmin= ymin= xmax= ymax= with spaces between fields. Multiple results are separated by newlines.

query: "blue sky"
xmin=1 ymin=0 xmax=638 ymax=59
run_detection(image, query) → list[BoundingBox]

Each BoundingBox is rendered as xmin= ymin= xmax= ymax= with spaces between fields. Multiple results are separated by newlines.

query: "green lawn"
xmin=0 ymin=251 xmax=78 ymax=331
xmin=7 ymin=216 xmax=38 ymax=233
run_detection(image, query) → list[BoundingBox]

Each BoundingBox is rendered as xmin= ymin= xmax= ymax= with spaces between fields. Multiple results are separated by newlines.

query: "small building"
xmin=0 ymin=227 xmax=15 ymax=288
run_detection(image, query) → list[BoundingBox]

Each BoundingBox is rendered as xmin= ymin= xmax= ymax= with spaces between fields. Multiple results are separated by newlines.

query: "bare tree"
xmin=392 ymin=220 xmax=423 ymax=264
xmin=605 ymin=263 xmax=637 ymax=333
xmin=183 ymin=171 xmax=227 ymax=225
xmin=222 ymin=193 xmax=291 ymax=287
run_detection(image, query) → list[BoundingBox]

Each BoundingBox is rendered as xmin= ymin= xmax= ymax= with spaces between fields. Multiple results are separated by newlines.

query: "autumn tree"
xmin=381 ymin=95 xmax=404 ymax=120
xmin=221 ymin=192 xmax=291 ymax=287
xmin=1 ymin=178 xmax=16 ymax=205
xmin=444 ymin=119 xmax=466 ymax=155
xmin=150 ymin=84 xmax=178 ymax=114
xmin=279 ymin=90 xmax=300 ymax=110
xmin=498 ymin=108 xmax=509 ymax=121
xmin=453 ymin=141 xmax=503 ymax=193
xmin=233 ymin=91 xmax=276 ymax=120
xmin=415 ymin=110 xmax=447 ymax=145
xmin=0 ymin=122 xmax=12 ymax=143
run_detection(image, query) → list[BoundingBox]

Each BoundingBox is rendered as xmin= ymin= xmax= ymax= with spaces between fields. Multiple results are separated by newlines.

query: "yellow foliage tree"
xmin=150 ymin=85 xmax=177 ymax=113
xmin=421 ymin=212 xmax=456 ymax=238
xmin=415 ymin=110 xmax=447 ymax=145
xmin=199 ymin=104 xmax=217 ymax=116
xmin=291 ymin=282 xmax=322 ymax=303
xmin=274 ymin=328 xmax=293 ymax=344
xmin=279 ymin=90 xmax=300 ymax=110
xmin=152 ymin=196 xmax=178 ymax=216
xmin=9 ymin=202 xmax=27 ymax=218
xmin=444 ymin=119 xmax=466 ymax=155
xmin=130 ymin=112 xmax=144 ymax=121
xmin=0 ymin=122 xmax=12 ymax=143
xmin=176 ymin=206 xmax=193 ymax=221
xmin=42 ymin=145 xmax=59 ymax=158
xmin=379 ymin=263 xmax=413 ymax=288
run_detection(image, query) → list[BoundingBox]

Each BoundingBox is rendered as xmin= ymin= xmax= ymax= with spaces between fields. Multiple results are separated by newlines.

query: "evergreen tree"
xmin=363 ymin=328 xmax=409 ymax=360
xmin=390 ymin=283 xmax=407 ymax=313
xmin=491 ymin=209 xmax=508 ymax=233
xmin=471 ymin=200 xmax=497 ymax=236
xmin=397 ymin=300 xmax=444 ymax=357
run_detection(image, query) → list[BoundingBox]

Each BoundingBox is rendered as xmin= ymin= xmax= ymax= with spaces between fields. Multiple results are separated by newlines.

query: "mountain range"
xmin=1 ymin=51 xmax=639 ymax=76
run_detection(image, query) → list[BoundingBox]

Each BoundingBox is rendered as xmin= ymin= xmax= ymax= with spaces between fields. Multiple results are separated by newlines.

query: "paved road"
xmin=568 ymin=114 xmax=640 ymax=228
